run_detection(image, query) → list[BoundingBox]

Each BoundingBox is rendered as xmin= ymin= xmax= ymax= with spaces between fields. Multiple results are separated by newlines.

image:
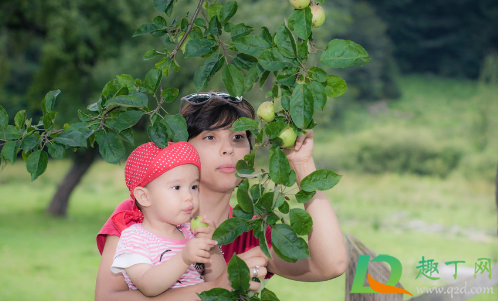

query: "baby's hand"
xmin=182 ymin=237 xmax=218 ymax=265
xmin=191 ymin=217 xmax=216 ymax=240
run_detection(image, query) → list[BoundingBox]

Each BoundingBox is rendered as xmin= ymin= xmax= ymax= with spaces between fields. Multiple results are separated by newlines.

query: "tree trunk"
xmin=46 ymin=147 xmax=99 ymax=216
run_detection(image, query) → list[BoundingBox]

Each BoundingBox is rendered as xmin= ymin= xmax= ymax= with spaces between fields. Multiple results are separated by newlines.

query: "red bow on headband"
xmin=111 ymin=206 xmax=144 ymax=233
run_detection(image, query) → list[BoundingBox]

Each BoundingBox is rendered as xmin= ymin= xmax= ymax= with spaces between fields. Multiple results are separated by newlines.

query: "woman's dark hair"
xmin=180 ymin=95 xmax=256 ymax=148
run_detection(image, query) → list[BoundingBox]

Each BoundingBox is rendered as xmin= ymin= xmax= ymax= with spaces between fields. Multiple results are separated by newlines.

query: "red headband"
xmin=125 ymin=141 xmax=201 ymax=200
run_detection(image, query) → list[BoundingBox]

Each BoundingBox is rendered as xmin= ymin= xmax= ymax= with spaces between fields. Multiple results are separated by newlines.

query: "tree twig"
xmin=169 ymin=0 xmax=206 ymax=59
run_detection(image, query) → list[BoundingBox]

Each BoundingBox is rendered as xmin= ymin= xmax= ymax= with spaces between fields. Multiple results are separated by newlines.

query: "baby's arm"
xmin=191 ymin=217 xmax=226 ymax=282
xmin=125 ymin=237 xmax=218 ymax=297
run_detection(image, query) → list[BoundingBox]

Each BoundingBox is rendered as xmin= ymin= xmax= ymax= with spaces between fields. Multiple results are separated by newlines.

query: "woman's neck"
xmin=198 ymin=186 xmax=232 ymax=229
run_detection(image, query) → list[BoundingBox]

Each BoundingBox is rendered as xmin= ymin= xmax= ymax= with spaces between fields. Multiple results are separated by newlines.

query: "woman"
xmin=95 ymin=92 xmax=348 ymax=300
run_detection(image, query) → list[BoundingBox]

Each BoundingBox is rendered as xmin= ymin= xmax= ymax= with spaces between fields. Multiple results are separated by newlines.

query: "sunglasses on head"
xmin=179 ymin=92 xmax=243 ymax=113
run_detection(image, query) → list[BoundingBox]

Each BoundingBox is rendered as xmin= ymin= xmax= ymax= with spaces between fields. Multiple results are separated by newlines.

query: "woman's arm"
xmin=203 ymin=247 xmax=226 ymax=282
xmin=267 ymin=130 xmax=348 ymax=281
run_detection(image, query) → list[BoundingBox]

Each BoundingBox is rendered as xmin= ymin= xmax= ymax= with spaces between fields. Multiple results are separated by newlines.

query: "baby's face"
xmin=145 ymin=164 xmax=200 ymax=226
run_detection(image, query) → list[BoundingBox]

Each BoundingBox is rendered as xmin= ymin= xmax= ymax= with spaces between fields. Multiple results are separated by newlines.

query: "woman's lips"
xmin=217 ymin=164 xmax=237 ymax=173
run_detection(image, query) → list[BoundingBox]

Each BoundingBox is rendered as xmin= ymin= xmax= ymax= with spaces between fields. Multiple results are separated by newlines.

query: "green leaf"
xmin=237 ymin=179 xmax=254 ymax=214
xmin=152 ymin=15 xmax=168 ymax=28
xmin=42 ymin=112 xmax=57 ymax=133
xmin=290 ymin=84 xmax=314 ymax=129
xmin=161 ymin=88 xmax=179 ymax=103
xmin=269 ymin=147 xmax=291 ymax=185
xmin=194 ymin=53 xmax=225 ymax=91
xmin=14 ymin=110 xmax=26 ymax=129
xmin=222 ymin=64 xmax=245 ymax=97
xmin=116 ymin=74 xmax=135 ymax=88
xmin=95 ymin=131 xmax=125 ymax=165
xmin=147 ymin=122 xmax=169 ymax=148
xmin=208 ymin=16 xmax=222 ymax=36
xmin=145 ymin=68 xmax=162 ymax=93
xmin=233 ymin=54 xmax=257 ymax=70
xmin=208 ymin=2 xmax=223 ymax=19
xmin=288 ymin=7 xmax=312 ymax=40
xmin=212 ymin=217 xmax=249 ymax=245
xmin=219 ymin=1 xmax=238 ymax=25
xmin=144 ymin=49 xmax=164 ymax=60
xmin=289 ymin=208 xmax=313 ymax=236
xmin=278 ymin=200 xmax=290 ymax=214
xmin=259 ymin=27 xmax=273 ymax=46
xmin=41 ymin=90 xmax=61 ymax=115
xmin=155 ymin=57 xmax=171 ymax=70
xmin=153 ymin=0 xmax=174 ymax=13
xmin=230 ymin=23 xmax=254 ymax=41
xmin=275 ymin=24 xmax=297 ymax=59
xmin=258 ymin=48 xmax=295 ymax=71
xmin=0 ymin=105 xmax=8 ymax=129
xmin=259 ymin=70 xmax=270 ymax=89
xmin=1 ymin=140 xmax=18 ymax=164
xmin=320 ymin=39 xmax=371 ymax=68
xmin=194 ymin=18 xmax=207 ymax=28
xmin=104 ymin=95 xmax=148 ymax=109
xmin=185 ymin=39 xmax=218 ymax=58
xmin=324 ymin=75 xmax=348 ymax=98
xmin=285 ymin=169 xmax=297 ymax=187
xmin=297 ymin=40 xmax=309 ymax=61
xmin=250 ymin=184 xmax=262 ymax=202
xmin=232 ymin=117 xmax=258 ymax=131
xmin=26 ymin=150 xmax=48 ymax=181
xmin=0 ymin=125 xmax=22 ymax=140
xmin=162 ymin=114 xmax=188 ymax=142
xmin=236 ymin=159 xmax=254 ymax=175
xmin=276 ymin=68 xmax=296 ymax=87
xmin=261 ymin=288 xmax=281 ymax=301
xmin=119 ymin=128 xmax=134 ymax=145
xmin=133 ymin=23 xmax=158 ymax=37
xmin=271 ymin=224 xmax=310 ymax=262
xmin=233 ymin=35 xmax=271 ymax=56
xmin=47 ymin=143 xmax=65 ymax=159
xmin=53 ymin=131 xmax=87 ymax=148
xmin=233 ymin=204 xmax=254 ymax=220
xmin=264 ymin=121 xmax=287 ymax=139
xmin=106 ymin=110 xmax=144 ymax=133
xmin=295 ymin=189 xmax=316 ymax=203
xmin=300 ymin=169 xmax=342 ymax=192
xmin=244 ymin=64 xmax=261 ymax=92
xmin=255 ymin=192 xmax=274 ymax=214
xmin=309 ymin=67 xmax=327 ymax=83
xmin=198 ymin=288 xmax=235 ymax=301
xmin=21 ymin=134 xmax=39 ymax=153
xmin=307 ymin=81 xmax=327 ymax=111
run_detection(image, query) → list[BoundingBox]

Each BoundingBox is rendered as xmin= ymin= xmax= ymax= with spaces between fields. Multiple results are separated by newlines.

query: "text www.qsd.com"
xmin=416 ymin=282 xmax=494 ymax=298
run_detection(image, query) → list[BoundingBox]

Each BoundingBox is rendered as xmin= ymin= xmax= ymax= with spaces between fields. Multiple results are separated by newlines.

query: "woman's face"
xmin=188 ymin=128 xmax=250 ymax=194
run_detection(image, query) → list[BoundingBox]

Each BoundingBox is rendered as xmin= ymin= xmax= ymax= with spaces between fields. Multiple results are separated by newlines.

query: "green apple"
xmin=310 ymin=5 xmax=326 ymax=28
xmin=190 ymin=216 xmax=208 ymax=230
xmin=279 ymin=127 xmax=297 ymax=149
xmin=257 ymin=101 xmax=275 ymax=122
xmin=289 ymin=0 xmax=310 ymax=10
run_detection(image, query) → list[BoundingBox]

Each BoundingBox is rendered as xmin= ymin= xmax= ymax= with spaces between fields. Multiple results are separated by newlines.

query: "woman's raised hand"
xmin=282 ymin=129 xmax=314 ymax=167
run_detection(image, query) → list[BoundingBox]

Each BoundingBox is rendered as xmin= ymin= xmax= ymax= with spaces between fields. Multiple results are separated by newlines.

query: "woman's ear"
xmin=134 ymin=187 xmax=151 ymax=208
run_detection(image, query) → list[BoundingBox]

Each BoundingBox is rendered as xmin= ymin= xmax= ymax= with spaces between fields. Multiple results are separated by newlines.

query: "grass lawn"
xmin=1 ymin=76 xmax=497 ymax=300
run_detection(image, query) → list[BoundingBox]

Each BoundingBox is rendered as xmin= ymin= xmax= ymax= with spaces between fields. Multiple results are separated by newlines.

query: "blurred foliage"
xmin=368 ymin=0 xmax=498 ymax=79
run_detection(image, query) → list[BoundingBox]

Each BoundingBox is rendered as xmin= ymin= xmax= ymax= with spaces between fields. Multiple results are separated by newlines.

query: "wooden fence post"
xmin=345 ymin=233 xmax=405 ymax=301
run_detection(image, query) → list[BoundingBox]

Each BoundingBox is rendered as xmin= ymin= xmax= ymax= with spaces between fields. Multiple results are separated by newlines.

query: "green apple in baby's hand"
xmin=190 ymin=216 xmax=208 ymax=230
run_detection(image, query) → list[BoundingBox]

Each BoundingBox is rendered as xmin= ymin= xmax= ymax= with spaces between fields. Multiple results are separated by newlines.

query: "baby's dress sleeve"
xmin=111 ymin=225 xmax=152 ymax=274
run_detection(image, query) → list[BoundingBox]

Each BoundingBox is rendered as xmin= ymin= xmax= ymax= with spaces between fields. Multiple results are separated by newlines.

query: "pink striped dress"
xmin=111 ymin=223 xmax=204 ymax=290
